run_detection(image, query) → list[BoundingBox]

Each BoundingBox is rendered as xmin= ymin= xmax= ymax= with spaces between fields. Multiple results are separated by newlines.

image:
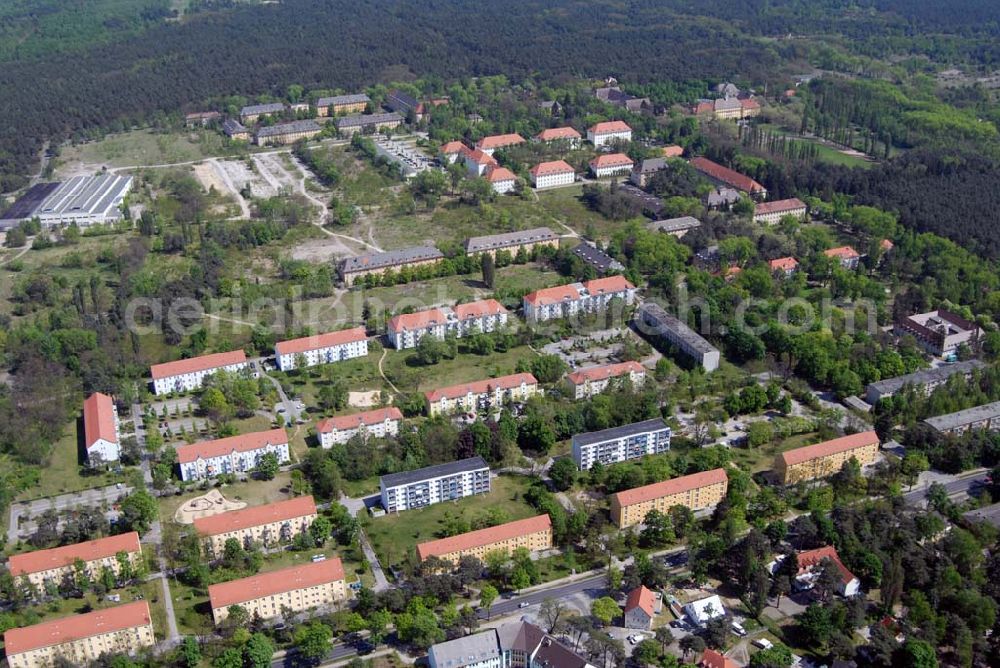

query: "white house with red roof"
xmin=534 ymin=127 xmax=582 ymax=147
xmin=523 ymin=275 xmax=636 ymax=323
xmin=823 ymin=245 xmax=861 ymax=270
xmin=770 ymin=546 xmax=861 ymax=597
xmin=388 ymin=299 xmax=509 ymax=349
xmin=274 ymin=327 xmax=368 ymax=371
xmin=529 ymin=160 xmax=576 ymax=189
xmin=176 ymin=428 xmax=290 ymax=481
xmin=566 ymin=361 xmax=646 ymax=400
xmin=316 ymin=407 xmax=404 ymax=447
xmin=485 ymin=166 xmax=517 ymax=195
xmin=439 ymin=140 xmax=471 ymax=164
xmin=464 ymin=148 xmax=499 ymax=177
xmin=753 ymin=197 xmax=807 ymax=224
xmin=475 ymin=133 xmax=525 ymax=155
xmin=587 ymin=120 xmax=633 ymax=147
xmin=589 ymin=153 xmax=634 ymax=178
xmin=768 ymin=256 xmax=799 ymax=277
xmin=83 ymin=392 xmax=120 ymax=465
xmin=150 ymin=350 xmax=249 ymax=396
xmin=624 ymin=585 xmax=657 ymax=629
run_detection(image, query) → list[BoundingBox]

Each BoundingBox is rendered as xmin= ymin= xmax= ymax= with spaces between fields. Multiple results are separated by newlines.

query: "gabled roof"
xmin=151 ymin=350 xmax=247 ymax=380
xmin=880 ymin=238 xmax=894 ymax=251
xmin=417 ymin=514 xmax=551 ymax=560
xmin=194 ymin=496 xmax=317 ymax=537
xmin=175 ymin=428 xmax=289 ymax=464
xmin=690 ymin=157 xmax=765 ymax=194
xmin=755 ymin=197 xmax=805 ymax=216
xmin=589 ymin=153 xmax=634 ymax=169
xmin=83 ymin=392 xmax=117 ymax=450
xmin=440 ymin=140 xmax=470 ymax=155
xmin=8 ymin=532 xmax=141 ymax=576
xmin=662 ymin=145 xmax=684 ymax=157
xmin=316 ymin=408 xmax=404 ymax=434
xmin=583 ymin=275 xmax=634 ymax=295
xmin=768 ymin=257 xmax=799 ymax=272
xmin=779 ymin=431 xmax=879 ymax=467
xmin=3 ymin=601 xmax=151 ymax=656
xmin=208 ymin=559 xmax=344 ymax=609
xmin=530 ymin=160 xmax=575 ymax=177
xmin=486 ymin=167 xmax=516 ymax=183
xmin=535 ymin=127 xmax=581 ymax=142
xmin=453 ymin=299 xmax=508 ymax=320
xmin=797 ymin=545 xmax=858 ymax=586
xmin=257 ymin=120 xmax=321 ymax=138
xmin=624 ymin=585 xmax=656 ymax=617
xmin=476 ymin=134 xmax=525 ymax=150
xmin=612 ymin=468 xmax=728 ymax=507
xmin=424 ymin=373 xmax=538 ymax=402
xmin=589 ymin=120 xmax=632 ymax=135
xmin=567 ymin=361 xmax=644 ymax=386
xmin=465 ymin=148 xmax=498 ymax=166
xmin=824 ymin=245 xmax=860 ymax=259
xmin=387 ymin=308 xmax=449 ymax=333
xmin=316 ymin=93 xmax=370 ymax=107
xmin=523 ymin=283 xmax=584 ymax=306
xmin=700 ymin=648 xmax=739 ymax=668
xmin=275 ymin=327 xmax=367 ymax=356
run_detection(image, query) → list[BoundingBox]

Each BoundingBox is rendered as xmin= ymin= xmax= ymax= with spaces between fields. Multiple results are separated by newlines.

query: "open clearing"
xmin=349 ymin=390 xmax=385 ymax=408
xmin=173 ymin=488 xmax=247 ymax=524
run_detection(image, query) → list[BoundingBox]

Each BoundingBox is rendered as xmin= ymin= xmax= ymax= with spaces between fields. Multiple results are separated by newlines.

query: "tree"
xmin=367 ymin=609 xmax=392 ymax=645
xmin=243 ymin=632 xmax=274 ymax=668
xmin=654 ymin=626 xmax=674 ymax=652
xmin=540 ymin=597 xmax=567 ymax=633
xmin=549 ymin=457 xmax=577 ymax=491
xmin=896 ymin=639 xmax=938 ymax=668
xmin=254 ymin=452 xmax=280 ymax=480
xmin=119 ymin=490 xmax=158 ymax=534
xmin=309 ymin=516 xmax=332 ymax=545
xmin=294 ymin=622 xmax=332 ymax=664
xmin=530 ymin=355 xmax=568 ymax=383
xmin=749 ymin=643 xmax=794 ymax=668
xmin=590 ymin=596 xmax=620 ymax=627
xmin=770 ymin=574 xmax=791 ymax=608
xmin=632 ymin=639 xmax=660 ymax=666
xmin=798 ymin=603 xmax=833 ymax=648
xmin=481 ymin=253 xmax=496 ymax=288
xmin=679 ymin=634 xmax=705 ymax=660
xmin=318 ymin=379 xmax=348 ymax=411
xmin=479 ymin=584 xmax=498 ymax=620
xmin=178 ymin=637 xmax=201 ymax=668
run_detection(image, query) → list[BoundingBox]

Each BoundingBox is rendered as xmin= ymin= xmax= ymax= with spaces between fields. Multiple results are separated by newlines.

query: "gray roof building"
xmin=427 ymin=630 xmax=500 ymax=668
xmin=636 ymin=302 xmax=720 ymax=372
xmin=464 ymin=227 xmax=558 ymax=255
xmin=649 ymin=216 xmax=702 ymax=235
xmin=379 ymin=456 xmax=488 ymax=490
xmin=634 ymin=158 xmax=667 ymax=175
xmin=256 ymin=120 xmax=321 ymax=139
xmin=337 ymin=246 xmax=443 ymax=277
xmin=573 ymin=418 xmax=669 ymax=448
xmin=571 ymin=243 xmax=624 ymax=274
xmin=241 ymin=102 xmax=285 ymax=117
xmin=222 ymin=119 xmax=248 ymax=137
xmin=10 ymin=174 xmax=133 ymax=228
xmin=865 ymin=359 xmax=987 ymax=404
xmin=428 ymin=622 xmax=592 ymax=668
xmin=335 ymin=112 xmax=404 ymax=130
xmin=706 ymin=186 xmax=740 ymax=208
xmin=317 ymin=94 xmax=370 ymax=108
xmin=924 ymin=400 xmax=1000 ymax=434
xmin=385 ymin=90 xmax=419 ymax=113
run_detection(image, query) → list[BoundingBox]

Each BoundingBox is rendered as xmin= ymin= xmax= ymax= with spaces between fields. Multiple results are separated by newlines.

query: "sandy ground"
xmin=192 ymin=162 xmax=226 ymax=193
xmin=174 ymin=488 xmax=247 ymax=524
xmin=349 ymin=391 xmax=387 ymax=408
xmin=290 ymin=236 xmax=362 ymax=261
xmin=218 ymin=158 xmax=277 ymax=199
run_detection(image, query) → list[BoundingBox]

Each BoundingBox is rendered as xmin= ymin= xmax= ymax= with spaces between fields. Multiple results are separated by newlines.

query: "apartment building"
xmin=753 ymin=197 xmax=807 ymax=225
xmin=194 ymin=496 xmax=317 ymax=557
xmin=823 ymin=246 xmax=861 ymax=270
xmin=255 ymin=120 xmax=322 ymax=146
xmin=486 ymin=167 xmax=517 ymax=195
xmin=4 ymin=602 xmax=154 ymax=668
xmin=589 ymin=153 xmax=634 ymax=178
xmin=465 ymin=227 xmax=559 ymax=258
xmin=792 ymin=546 xmax=860 ymax=597
xmin=865 ymin=359 xmax=986 ymax=404
xmin=83 ymin=392 xmax=120 ymax=466
xmin=465 ymin=148 xmax=499 ymax=177
xmin=440 ymin=140 xmax=472 ymax=164
xmin=185 ymin=111 xmax=221 ymax=127
xmin=274 ymin=327 xmax=369 ymax=371
xmin=475 ymin=133 xmax=526 ymax=156
xmin=337 ymin=246 xmax=444 ymax=286
xmin=384 ymin=89 xmax=423 ymax=118
xmin=222 ymin=119 xmax=251 ymax=141
xmin=690 ymin=157 xmax=767 ymax=198
xmin=634 ymin=302 xmax=720 ymax=372
xmin=176 ymin=428 xmax=290 ymax=482
xmin=316 ymin=93 xmax=370 ymax=116
xmin=529 ymin=161 xmax=576 ymax=189
xmin=534 ymin=127 xmax=582 ymax=147
xmin=630 ymin=158 xmax=668 ymax=187
xmin=428 ymin=621 xmax=595 ymax=668
xmin=150 ymin=349 xmax=249 ymax=396
xmin=240 ymin=102 xmax=285 ymax=124
xmin=316 ymin=407 xmax=404 ymax=447
xmin=768 ymin=257 xmax=799 ymax=277
xmin=587 ymin=120 xmax=632 ymax=147
xmin=335 ymin=112 xmax=403 ymax=135
xmin=571 ymin=418 xmax=670 ymax=471
xmin=566 ymin=361 xmax=646 ymax=400
xmin=208 ymin=559 xmax=347 ymax=625
xmin=775 ymin=431 xmax=880 ymax=484
xmin=9 ymin=532 xmax=143 ymax=592
xmin=424 ymin=373 xmax=539 ymax=417
xmin=648 ymin=216 xmax=702 ymax=238
xmin=387 ymin=299 xmax=509 ymax=350
xmin=623 ymin=586 xmax=656 ymax=630
xmin=691 ymin=96 xmax=761 ymax=120
xmin=416 ymin=514 xmax=552 ymax=564
xmin=895 ymin=309 xmax=982 ymax=357
xmin=610 ymin=468 xmax=728 ymax=528
xmin=924 ymin=400 xmax=1000 ymax=435
xmin=380 ymin=456 xmax=492 ymax=513
xmin=571 ymin=243 xmax=624 ymax=275
xmin=523 ymin=275 xmax=636 ymax=323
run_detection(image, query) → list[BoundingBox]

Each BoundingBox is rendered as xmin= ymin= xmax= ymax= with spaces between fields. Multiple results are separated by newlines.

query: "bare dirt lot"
xmin=173 ymin=488 xmax=247 ymax=524
xmin=349 ymin=390 xmax=386 ymax=408
xmin=289 ymin=236 xmax=363 ymax=262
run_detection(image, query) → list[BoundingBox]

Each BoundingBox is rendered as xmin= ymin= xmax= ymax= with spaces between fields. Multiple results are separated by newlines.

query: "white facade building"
xmin=589 ymin=153 xmax=634 ymax=178
xmin=486 ymin=167 xmax=517 ymax=195
xmin=150 ymin=350 xmax=249 ymax=396
xmin=587 ymin=120 xmax=633 ymax=147
xmin=83 ymin=392 xmax=120 ymax=465
xmin=523 ymin=275 xmax=636 ymax=323
xmin=387 ymin=300 xmax=509 ymax=350
xmin=317 ymin=407 xmax=404 ymax=448
xmin=177 ymin=429 xmax=290 ymax=481
xmin=274 ymin=327 xmax=368 ymax=371
xmin=529 ymin=160 xmax=576 ymax=189
xmin=380 ymin=456 xmax=491 ymax=513
xmin=571 ymin=418 xmax=671 ymax=470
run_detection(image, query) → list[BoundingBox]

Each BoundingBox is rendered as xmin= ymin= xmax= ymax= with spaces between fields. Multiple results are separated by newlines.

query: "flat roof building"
xmin=5 ymin=175 xmax=133 ymax=228
xmin=571 ymin=242 xmax=624 ymax=275
xmin=865 ymin=359 xmax=986 ymax=404
xmin=417 ymin=514 xmax=552 ymax=563
xmin=208 ymin=559 xmax=346 ymax=625
xmin=194 ymin=496 xmax=318 ymax=558
xmin=775 ymin=431 xmax=880 ymax=484
xmin=648 ymin=216 xmax=702 ymax=237
xmin=896 ymin=309 xmax=982 ymax=357
xmin=924 ymin=400 xmax=1000 ymax=435
xmin=464 ymin=226 xmax=559 ymax=257
xmin=635 ymin=302 xmax=720 ymax=372
xmin=572 ymin=418 xmax=670 ymax=471
xmin=380 ymin=456 xmax=491 ymax=513
xmin=337 ymin=246 xmax=443 ymax=286
xmin=610 ymin=468 xmax=728 ymax=528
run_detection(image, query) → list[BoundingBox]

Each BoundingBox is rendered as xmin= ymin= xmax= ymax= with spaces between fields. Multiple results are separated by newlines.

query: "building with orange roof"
xmin=610 ymin=468 xmax=728 ymax=527
xmin=775 ymin=431 xmax=880 ymax=484
xmin=4 ymin=601 xmax=154 ymax=668
xmin=624 ymin=585 xmax=657 ymax=629
xmin=317 ymin=407 xmax=404 ymax=448
xmin=208 ymin=558 xmax=347 ymax=625
xmin=274 ymin=327 xmax=368 ymax=371
xmin=753 ymin=197 xmax=807 ymax=225
xmin=587 ymin=120 xmax=633 ymax=147
xmin=194 ymin=496 xmax=318 ymax=558
xmin=529 ymin=160 xmax=576 ymax=189
xmin=522 ymin=276 xmax=636 ymax=323
xmin=823 ymin=245 xmax=861 ymax=270
xmin=485 ymin=166 xmax=517 ymax=195
xmin=662 ymin=145 xmax=684 ymax=158
xmin=439 ymin=140 xmax=471 ymax=164
xmin=880 ymin=238 xmax=894 ymax=252
xmin=690 ymin=156 xmax=767 ymax=198
xmin=464 ymin=147 xmax=499 ymax=176
xmin=424 ymin=373 xmax=539 ymax=417
xmin=387 ymin=307 xmax=450 ymax=350
xmin=589 ymin=152 xmax=634 ymax=178
xmin=534 ymin=127 xmax=582 ymax=147
xmin=465 ymin=226 xmax=559 ymax=258
xmin=475 ymin=133 xmax=526 ymax=155
xmin=83 ymin=392 xmax=120 ymax=466
xmin=150 ymin=349 xmax=248 ymax=396
xmin=792 ymin=546 xmax=861 ymax=596
xmin=9 ymin=532 xmax=143 ymax=591
xmin=572 ymin=418 xmax=670 ymax=471
xmin=565 ymin=361 xmax=646 ymax=400
xmin=416 ymin=514 xmax=552 ymax=564
xmin=176 ymin=428 xmax=290 ymax=481
xmin=387 ymin=299 xmax=509 ymax=350
xmin=700 ymin=648 xmax=739 ymax=668
xmin=768 ymin=256 xmax=799 ymax=277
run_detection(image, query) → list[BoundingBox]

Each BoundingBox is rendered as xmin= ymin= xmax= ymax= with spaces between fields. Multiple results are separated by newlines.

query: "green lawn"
xmin=57 ymin=128 xmax=244 ymax=172
xmin=157 ymin=472 xmax=296 ymax=528
xmin=16 ymin=422 xmax=125 ymax=502
xmin=381 ymin=344 xmax=539 ymax=396
xmin=754 ymin=124 xmax=875 ymax=169
xmin=728 ymin=432 xmax=819 ymax=474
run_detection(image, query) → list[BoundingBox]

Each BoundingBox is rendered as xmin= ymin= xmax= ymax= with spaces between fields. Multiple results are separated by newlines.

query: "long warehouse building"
xmin=0 ymin=174 xmax=132 ymax=228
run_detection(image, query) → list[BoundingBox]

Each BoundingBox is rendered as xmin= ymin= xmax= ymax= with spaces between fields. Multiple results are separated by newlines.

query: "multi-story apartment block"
xmin=316 ymin=407 xmax=404 ymax=447
xmin=486 ymin=167 xmax=517 ymax=195
xmin=610 ymin=468 xmax=728 ymax=528
xmin=775 ymin=431 xmax=880 ymax=484
xmin=533 ymin=127 xmax=582 ymax=147
xmin=428 ymin=620 xmax=595 ymax=668
xmin=255 ymin=120 xmax=322 ymax=146
xmin=424 ymin=373 xmax=539 ymax=417
xmin=316 ymin=94 xmax=370 ymax=116
xmin=194 ymin=496 xmax=317 ymax=557
xmin=335 ymin=112 xmax=403 ymax=135
xmin=150 ymin=349 xmax=249 ymax=396
xmin=380 ymin=457 xmax=491 ymax=513
xmin=865 ymin=359 xmax=986 ymax=404
xmin=337 ymin=246 xmax=444 ymax=286
xmin=823 ymin=245 xmax=861 ymax=270
xmin=895 ymin=309 xmax=982 ymax=357
xmin=565 ymin=361 xmax=646 ymax=400
xmin=208 ymin=559 xmax=347 ymax=625
xmin=924 ymin=400 xmax=1000 ymax=435
xmin=9 ymin=532 xmax=143 ymax=592
xmin=690 ymin=157 xmax=767 ymax=198
xmin=571 ymin=418 xmax=670 ymax=471
xmin=589 ymin=153 xmax=634 ymax=178
xmin=529 ymin=161 xmax=576 ymax=189
xmin=240 ymin=102 xmax=285 ymax=124
xmin=587 ymin=120 xmax=633 ymax=147
xmin=465 ymin=148 xmax=499 ymax=177
xmin=176 ymin=428 xmax=290 ymax=482
xmin=465 ymin=227 xmax=559 ymax=258
xmin=523 ymin=275 xmax=636 ymax=323
xmin=440 ymin=141 xmax=472 ymax=164
xmin=475 ymin=134 xmax=526 ymax=156
xmin=4 ymin=602 xmax=154 ymax=668
xmin=388 ymin=300 xmax=509 ymax=350
xmin=634 ymin=302 xmax=720 ymax=372
xmin=753 ymin=197 xmax=807 ymax=225
xmin=417 ymin=514 xmax=552 ymax=564
xmin=83 ymin=392 xmax=120 ymax=466
xmin=274 ymin=327 xmax=369 ymax=371
xmin=572 ymin=243 xmax=624 ymax=275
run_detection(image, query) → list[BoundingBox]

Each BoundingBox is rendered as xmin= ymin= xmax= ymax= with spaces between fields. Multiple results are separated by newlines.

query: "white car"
xmin=627 ymin=636 xmax=638 ymax=645
xmin=731 ymin=622 xmax=747 ymax=637
xmin=753 ymin=638 xmax=774 ymax=650
xmin=518 ymin=602 xmax=530 ymax=608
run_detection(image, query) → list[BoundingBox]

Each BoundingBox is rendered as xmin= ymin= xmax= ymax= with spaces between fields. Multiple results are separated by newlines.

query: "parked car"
xmin=753 ymin=638 xmax=774 ymax=650
xmin=627 ymin=636 xmax=639 ymax=645
xmin=731 ymin=622 xmax=747 ymax=637
xmin=518 ymin=602 xmax=530 ymax=608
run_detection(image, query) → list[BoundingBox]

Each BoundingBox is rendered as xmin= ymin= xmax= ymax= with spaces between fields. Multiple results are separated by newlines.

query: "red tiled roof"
xmin=193 ymin=496 xmax=317 ymax=537
xmin=150 ymin=350 xmax=247 ymax=380
xmin=416 ymin=514 xmax=551 ymax=560
xmin=662 ymin=145 xmax=684 ymax=158
xmin=424 ymin=373 xmax=538 ymax=403
xmin=589 ymin=153 xmax=634 ymax=169
xmin=440 ymin=141 xmax=471 ymax=156
xmin=589 ymin=120 xmax=632 ymax=135
xmin=779 ymin=431 xmax=879 ymax=467
xmin=487 ymin=167 xmax=516 ymax=183
xmin=823 ymin=245 xmax=860 ymax=260
xmin=529 ymin=160 xmax=575 ymax=177
xmin=612 ymin=468 xmax=728 ymax=507
xmin=316 ymin=408 xmax=404 ymax=434
xmin=880 ymin=238 xmax=894 ymax=251
xmin=208 ymin=559 xmax=345 ymax=610
xmin=768 ymin=257 xmax=799 ymax=272
xmin=523 ymin=283 xmax=583 ymax=306
xmin=700 ymin=648 xmax=738 ymax=668
xmin=624 ymin=585 xmax=656 ymax=617
xmin=83 ymin=392 xmax=117 ymax=451
xmin=453 ymin=299 xmax=508 ymax=320
xmin=8 ymin=532 xmax=141 ymax=576
xmin=466 ymin=148 xmax=498 ymax=166
xmin=740 ymin=98 xmax=761 ymax=110
xmin=275 ymin=327 xmax=367 ymax=356
xmin=693 ymin=101 xmax=715 ymax=115
xmin=535 ymin=127 xmax=581 ymax=142
xmin=690 ymin=157 xmax=765 ymax=194
xmin=797 ymin=546 xmax=858 ymax=586
xmin=3 ymin=601 xmax=151 ymax=656
xmin=583 ymin=275 xmax=634 ymax=295
xmin=567 ymin=361 xmax=644 ymax=386
xmin=388 ymin=308 xmax=449 ymax=333
xmin=476 ymin=133 xmax=525 ymax=150
xmin=176 ymin=428 xmax=289 ymax=464
xmin=755 ymin=198 xmax=805 ymax=216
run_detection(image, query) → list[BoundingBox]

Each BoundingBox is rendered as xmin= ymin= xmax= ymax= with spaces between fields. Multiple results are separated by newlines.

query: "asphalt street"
xmin=478 ymin=574 xmax=606 ymax=619
xmin=903 ymin=470 xmax=988 ymax=506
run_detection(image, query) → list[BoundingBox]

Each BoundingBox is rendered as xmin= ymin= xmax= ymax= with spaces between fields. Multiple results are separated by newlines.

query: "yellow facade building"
xmin=194 ymin=496 xmax=318 ymax=558
xmin=8 ymin=532 xmax=143 ymax=592
xmin=208 ymin=559 xmax=347 ymax=625
xmin=416 ymin=514 xmax=552 ymax=564
xmin=775 ymin=431 xmax=880 ymax=484
xmin=424 ymin=373 xmax=539 ymax=417
xmin=610 ymin=468 xmax=729 ymax=528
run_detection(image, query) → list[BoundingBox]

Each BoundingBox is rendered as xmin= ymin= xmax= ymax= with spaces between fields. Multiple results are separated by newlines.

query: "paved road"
xmin=903 ymin=469 xmax=988 ymax=506
xmin=478 ymin=574 xmax=605 ymax=620
xmin=358 ymin=529 xmax=390 ymax=592
xmin=7 ymin=484 xmax=132 ymax=543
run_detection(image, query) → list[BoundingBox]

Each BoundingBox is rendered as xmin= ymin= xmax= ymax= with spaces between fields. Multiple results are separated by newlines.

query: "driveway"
xmin=8 ymin=484 xmax=132 ymax=542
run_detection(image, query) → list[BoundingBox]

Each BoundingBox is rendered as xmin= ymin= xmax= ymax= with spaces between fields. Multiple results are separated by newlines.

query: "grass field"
xmin=363 ymin=474 xmax=539 ymax=569
xmin=728 ymin=432 xmax=819 ymax=473
xmin=16 ymin=422 xmax=125 ymax=502
xmin=381 ymin=343 xmax=539 ymax=395
xmin=754 ymin=124 xmax=875 ymax=169
xmin=57 ymin=129 xmax=244 ymax=173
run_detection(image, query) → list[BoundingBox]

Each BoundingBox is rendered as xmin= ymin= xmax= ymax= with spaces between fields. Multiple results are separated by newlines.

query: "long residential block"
xmin=417 ymin=514 xmax=552 ymax=564
xmin=337 ymin=246 xmax=443 ymax=286
xmin=424 ymin=373 xmax=539 ymax=417
xmin=8 ymin=532 xmax=143 ymax=592
xmin=572 ymin=418 xmax=671 ymax=471
xmin=775 ymin=431 xmax=880 ymax=485
xmin=316 ymin=407 xmax=404 ymax=447
xmin=635 ymin=302 xmax=720 ymax=372
xmin=255 ymin=119 xmax=322 ymax=146
xmin=194 ymin=496 xmax=318 ymax=558
xmin=208 ymin=559 xmax=347 ymax=625
xmin=176 ymin=428 xmax=290 ymax=481
xmin=83 ymin=392 xmax=120 ymax=466
xmin=610 ymin=468 xmax=728 ymax=528
xmin=924 ymin=400 xmax=1000 ymax=435
xmin=565 ymin=361 xmax=645 ymax=400
xmin=380 ymin=456 xmax=491 ymax=513
xmin=150 ymin=349 xmax=249 ymax=395
xmin=274 ymin=327 xmax=369 ymax=371
xmin=387 ymin=299 xmax=509 ymax=350
xmin=4 ymin=601 xmax=154 ymax=668
xmin=864 ymin=359 xmax=986 ymax=404
xmin=464 ymin=227 xmax=559 ymax=258
xmin=587 ymin=120 xmax=632 ymax=147
xmin=316 ymin=94 xmax=370 ymax=116
xmin=523 ymin=275 xmax=636 ymax=323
